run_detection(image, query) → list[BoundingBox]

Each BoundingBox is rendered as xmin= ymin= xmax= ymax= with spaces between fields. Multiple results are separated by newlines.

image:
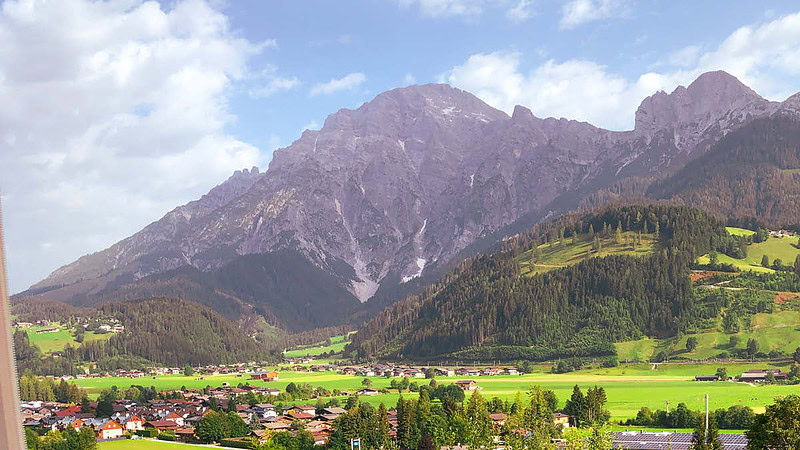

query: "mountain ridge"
xmin=25 ymin=70 xmax=800 ymax=332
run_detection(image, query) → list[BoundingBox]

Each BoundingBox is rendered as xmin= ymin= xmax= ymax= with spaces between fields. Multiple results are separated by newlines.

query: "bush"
xmin=218 ymin=437 xmax=258 ymax=449
xmin=136 ymin=428 xmax=159 ymax=438
xmin=158 ymin=433 xmax=177 ymax=441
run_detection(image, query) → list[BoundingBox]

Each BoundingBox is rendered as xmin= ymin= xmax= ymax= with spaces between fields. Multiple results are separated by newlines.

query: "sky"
xmin=2 ymin=0 xmax=800 ymax=293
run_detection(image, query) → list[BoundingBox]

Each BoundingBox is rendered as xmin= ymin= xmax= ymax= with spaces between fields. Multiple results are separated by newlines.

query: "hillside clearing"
xmin=517 ymin=231 xmax=657 ymax=276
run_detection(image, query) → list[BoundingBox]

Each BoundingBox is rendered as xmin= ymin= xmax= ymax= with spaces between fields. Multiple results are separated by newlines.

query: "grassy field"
xmin=25 ymin=323 xmax=111 ymax=354
xmin=725 ymin=227 xmax=756 ymax=237
xmin=517 ymin=231 xmax=657 ymax=276
xmin=616 ymin=309 xmax=800 ymax=361
xmin=99 ymin=439 xmax=208 ymax=449
xmin=699 ymin=232 xmax=800 ymax=273
xmin=284 ymin=332 xmax=355 ymax=358
xmin=74 ymin=363 xmax=800 ymax=421
xmin=744 ymin=235 xmax=800 ymax=268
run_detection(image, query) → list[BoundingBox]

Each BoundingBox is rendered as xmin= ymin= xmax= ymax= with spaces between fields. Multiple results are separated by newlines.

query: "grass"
xmin=99 ymin=440 xmax=208 ymax=449
xmin=75 ymin=363 xmax=800 ymax=421
xmin=697 ymin=230 xmax=800 ymax=274
xmin=25 ymin=323 xmax=111 ymax=354
xmin=615 ymin=338 xmax=660 ymax=362
xmin=517 ymin=232 xmax=657 ymax=276
xmin=744 ymin=235 xmax=800 ymax=268
xmin=284 ymin=332 xmax=355 ymax=358
xmin=617 ymin=310 xmax=800 ymax=362
xmin=725 ymin=227 xmax=756 ymax=237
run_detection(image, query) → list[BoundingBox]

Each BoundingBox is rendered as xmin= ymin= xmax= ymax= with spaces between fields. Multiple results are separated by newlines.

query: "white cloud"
xmin=445 ymin=11 xmax=800 ymax=131
xmin=560 ymin=0 xmax=627 ymax=29
xmin=0 ymin=0 xmax=268 ymax=292
xmin=403 ymin=73 xmax=417 ymax=85
xmin=667 ymin=45 xmax=701 ymax=67
xmin=398 ymin=0 xmax=484 ymax=18
xmin=249 ymin=75 xmax=300 ymax=98
xmin=506 ymin=0 xmax=534 ymax=23
xmin=310 ymin=72 xmax=366 ymax=96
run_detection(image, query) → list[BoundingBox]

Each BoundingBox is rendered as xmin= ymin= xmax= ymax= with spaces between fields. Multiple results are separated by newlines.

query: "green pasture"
xmin=518 ymin=231 xmax=657 ymax=276
xmin=75 ymin=362 xmax=800 ymax=421
xmin=725 ymin=227 xmax=755 ymax=237
xmin=284 ymin=332 xmax=355 ymax=358
xmin=616 ymin=309 xmax=800 ymax=361
xmin=745 ymin=235 xmax=800 ymax=268
xmin=99 ymin=439 xmax=208 ymax=449
xmin=25 ymin=324 xmax=111 ymax=354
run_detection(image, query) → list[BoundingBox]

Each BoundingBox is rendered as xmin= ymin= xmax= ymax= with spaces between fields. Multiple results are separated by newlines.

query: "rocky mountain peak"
xmin=634 ymin=70 xmax=766 ymax=135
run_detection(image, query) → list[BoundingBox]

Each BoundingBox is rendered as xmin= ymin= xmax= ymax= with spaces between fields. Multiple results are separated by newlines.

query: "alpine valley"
xmin=20 ymin=70 xmax=800 ymax=339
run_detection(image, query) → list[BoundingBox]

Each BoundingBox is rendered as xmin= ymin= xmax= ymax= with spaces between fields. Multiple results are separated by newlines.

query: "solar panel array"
xmin=612 ymin=432 xmax=747 ymax=449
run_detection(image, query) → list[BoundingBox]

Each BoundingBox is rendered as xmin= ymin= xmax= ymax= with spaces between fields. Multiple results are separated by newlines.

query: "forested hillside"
xmin=14 ymin=298 xmax=279 ymax=375
xmin=348 ymin=205 xmax=731 ymax=361
xmin=649 ymin=114 xmax=800 ymax=227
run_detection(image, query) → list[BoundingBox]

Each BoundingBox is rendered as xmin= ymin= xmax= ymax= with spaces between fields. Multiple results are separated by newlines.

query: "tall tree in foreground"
xmin=690 ymin=415 xmax=723 ymax=450
xmin=746 ymin=395 xmax=800 ymax=449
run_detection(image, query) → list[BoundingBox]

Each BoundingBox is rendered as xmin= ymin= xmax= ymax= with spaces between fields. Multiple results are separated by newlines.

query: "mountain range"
xmin=22 ymin=70 xmax=800 ymax=332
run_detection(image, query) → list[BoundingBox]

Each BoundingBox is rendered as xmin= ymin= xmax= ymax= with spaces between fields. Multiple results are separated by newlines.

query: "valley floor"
xmin=73 ymin=362 xmax=800 ymax=422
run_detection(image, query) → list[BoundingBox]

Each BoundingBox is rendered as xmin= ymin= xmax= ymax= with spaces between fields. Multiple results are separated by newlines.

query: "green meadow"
xmin=25 ymin=323 xmax=111 ymax=354
xmin=284 ymin=332 xmax=355 ymax=358
xmin=74 ymin=363 xmax=800 ymax=421
xmin=517 ymin=231 xmax=657 ymax=276
xmin=698 ymin=229 xmax=800 ymax=273
xmin=99 ymin=440 xmax=207 ymax=449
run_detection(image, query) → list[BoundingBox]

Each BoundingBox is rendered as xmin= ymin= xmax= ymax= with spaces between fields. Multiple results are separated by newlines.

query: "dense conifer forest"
xmin=348 ymin=205 xmax=733 ymax=360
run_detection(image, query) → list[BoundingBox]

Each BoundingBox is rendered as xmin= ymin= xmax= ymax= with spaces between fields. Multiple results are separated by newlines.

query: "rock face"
xmin=28 ymin=71 xmax=797 ymax=327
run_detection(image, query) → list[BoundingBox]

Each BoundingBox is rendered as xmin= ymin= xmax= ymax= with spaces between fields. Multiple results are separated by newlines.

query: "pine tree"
xmin=690 ymin=414 xmax=723 ymax=449
xmin=615 ymin=221 xmax=623 ymax=245
xmin=588 ymin=223 xmax=595 ymax=238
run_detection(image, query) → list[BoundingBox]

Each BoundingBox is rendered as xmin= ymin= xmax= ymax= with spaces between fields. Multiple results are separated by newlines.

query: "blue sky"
xmin=221 ymin=0 xmax=800 ymax=153
xmin=2 ymin=0 xmax=800 ymax=292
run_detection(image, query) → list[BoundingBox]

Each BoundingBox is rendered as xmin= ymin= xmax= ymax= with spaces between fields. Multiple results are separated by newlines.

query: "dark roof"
xmin=613 ymin=432 xmax=747 ymax=450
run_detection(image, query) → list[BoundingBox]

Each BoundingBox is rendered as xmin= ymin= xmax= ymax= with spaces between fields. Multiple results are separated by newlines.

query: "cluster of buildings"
xmin=694 ymin=368 xmax=789 ymax=383
xmin=20 ymin=384 xmax=314 ymax=443
xmin=330 ymin=364 xmax=520 ymax=378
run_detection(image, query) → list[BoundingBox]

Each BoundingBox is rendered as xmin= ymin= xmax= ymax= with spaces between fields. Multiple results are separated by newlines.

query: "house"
xmin=92 ymin=419 xmax=124 ymax=440
xmin=554 ymin=413 xmax=570 ymax=428
xmin=250 ymin=370 xmax=279 ymax=382
xmin=165 ymin=411 xmax=185 ymax=427
xmin=739 ymin=369 xmax=788 ymax=383
xmin=356 ymin=388 xmax=381 ymax=396
xmin=455 ymin=380 xmax=477 ymax=391
xmin=288 ymin=411 xmax=315 ymax=421
xmin=504 ymin=368 xmax=519 ymax=376
xmin=15 ymin=322 xmax=33 ymax=329
xmin=489 ymin=413 xmax=507 ymax=427
xmin=36 ymin=327 xmax=59 ymax=334
xmin=695 ymin=375 xmax=720 ymax=382
xmin=145 ymin=420 xmax=181 ymax=432
xmin=55 ymin=406 xmax=82 ymax=418
xmin=321 ymin=407 xmax=347 ymax=416
xmin=435 ymin=368 xmax=455 ymax=377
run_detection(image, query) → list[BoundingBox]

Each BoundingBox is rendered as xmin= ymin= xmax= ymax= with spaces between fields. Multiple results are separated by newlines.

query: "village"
xmin=19 ymin=367 xmax=567 ymax=447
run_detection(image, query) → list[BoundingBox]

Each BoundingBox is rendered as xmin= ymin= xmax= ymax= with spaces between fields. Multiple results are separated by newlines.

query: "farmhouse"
xmin=89 ymin=419 xmax=124 ymax=440
xmin=36 ymin=327 xmax=59 ymax=334
xmin=739 ymin=369 xmax=788 ymax=383
xmin=455 ymin=380 xmax=477 ymax=391
xmin=694 ymin=375 xmax=720 ymax=382
xmin=250 ymin=370 xmax=279 ymax=381
xmin=356 ymin=388 xmax=381 ymax=396
xmin=435 ymin=368 xmax=455 ymax=377
xmin=554 ymin=413 xmax=570 ymax=428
